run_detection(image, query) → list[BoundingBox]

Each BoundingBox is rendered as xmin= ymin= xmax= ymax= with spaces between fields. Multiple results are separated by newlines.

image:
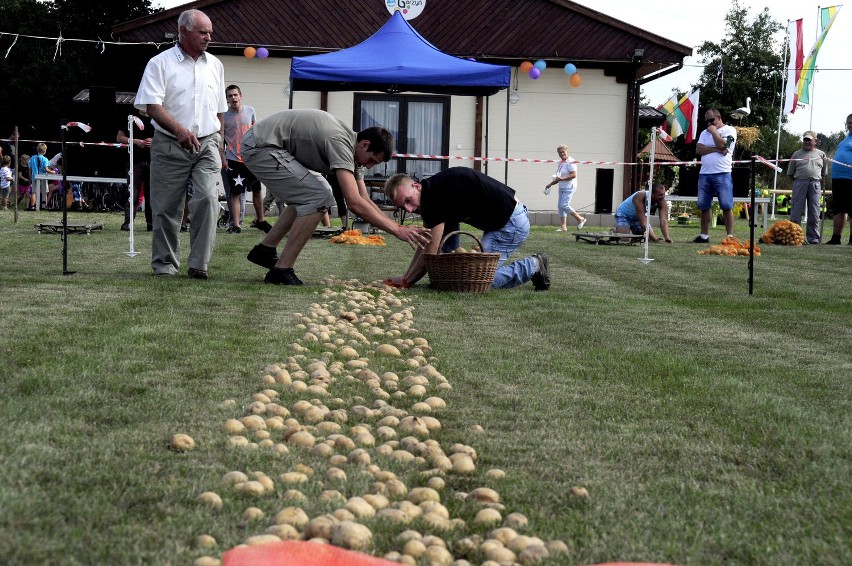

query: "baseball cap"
xmin=803 ymin=130 xmax=817 ymax=140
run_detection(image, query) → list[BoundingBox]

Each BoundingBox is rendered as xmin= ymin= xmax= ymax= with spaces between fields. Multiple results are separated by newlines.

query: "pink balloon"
xmin=529 ymin=67 xmax=541 ymax=79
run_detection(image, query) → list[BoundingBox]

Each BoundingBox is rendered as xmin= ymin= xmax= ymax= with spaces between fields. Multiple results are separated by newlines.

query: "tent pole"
xmin=504 ymin=88 xmax=510 ymax=184
xmin=484 ymin=96 xmax=489 ymax=177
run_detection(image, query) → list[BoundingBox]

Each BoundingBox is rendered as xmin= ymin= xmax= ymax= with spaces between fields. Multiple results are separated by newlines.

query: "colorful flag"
xmin=658 ymin=93 xmax=684 ymax=138
xmin=797 ymin=5 xmax=842 ymax=105
xmin=658 ymin=89 xmax=699 ymax=142
xmin=783 ymin=19 xmax=804 ymax=115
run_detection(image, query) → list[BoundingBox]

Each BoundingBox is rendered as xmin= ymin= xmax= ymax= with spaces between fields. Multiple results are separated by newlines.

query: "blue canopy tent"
xmin=288 ymin=11 xmax=513 ymax=180
xmin=289 ymin=11 xmax=510 ymax=96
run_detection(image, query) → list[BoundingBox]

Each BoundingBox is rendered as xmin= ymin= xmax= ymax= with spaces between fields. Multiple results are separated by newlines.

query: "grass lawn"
xmin=0 ymin=208 xmax=849 ymax=565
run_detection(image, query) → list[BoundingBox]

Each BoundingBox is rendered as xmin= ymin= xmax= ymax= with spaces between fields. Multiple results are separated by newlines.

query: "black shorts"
xmin=830 ymin=178 xmax=852 ymax=215
xmin=225 ymin=160 xmax=260 ymax=195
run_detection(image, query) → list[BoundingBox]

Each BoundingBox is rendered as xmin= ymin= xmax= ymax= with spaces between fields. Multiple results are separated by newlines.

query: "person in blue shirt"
xmin=827 ymin=113 xmax=852 ymax=245
xmin=614 ymin=183 xmax=672 ymax=243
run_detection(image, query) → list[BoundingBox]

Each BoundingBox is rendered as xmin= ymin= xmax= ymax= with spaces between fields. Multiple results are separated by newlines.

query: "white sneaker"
xmin=577 ymin=218 xmax=587 ymax=230
xmin=556 ymin=228 xmax=566 ymax=232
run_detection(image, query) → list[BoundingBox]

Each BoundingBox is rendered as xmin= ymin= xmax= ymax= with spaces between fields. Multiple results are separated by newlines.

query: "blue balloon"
xmin=564 ymin=63 xmax=577 ymax=75
xmin=534 ymin=60 xmax=547 ymax=71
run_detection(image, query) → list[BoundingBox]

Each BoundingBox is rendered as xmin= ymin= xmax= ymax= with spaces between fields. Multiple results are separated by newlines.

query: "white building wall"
xmin=219 ymin=56 xmax=629 ymax=215
xmin=484 ymin=68 xmax=627 ymax=214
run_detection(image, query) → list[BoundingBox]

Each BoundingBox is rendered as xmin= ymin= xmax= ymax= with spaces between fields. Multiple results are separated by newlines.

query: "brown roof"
xmin=639 ymin=138 xmax=678 ymax=162
xmin=114 ymin=0 xmax=691 ymax=79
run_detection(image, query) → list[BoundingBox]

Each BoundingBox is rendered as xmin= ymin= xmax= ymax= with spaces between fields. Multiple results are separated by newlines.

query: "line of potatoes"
xmin=178 ymin=279 xmax=575 ymax=566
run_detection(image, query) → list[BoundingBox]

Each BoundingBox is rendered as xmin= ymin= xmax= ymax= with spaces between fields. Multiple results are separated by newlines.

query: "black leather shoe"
xmin=188 ymin=267 xmax=209 ymax=280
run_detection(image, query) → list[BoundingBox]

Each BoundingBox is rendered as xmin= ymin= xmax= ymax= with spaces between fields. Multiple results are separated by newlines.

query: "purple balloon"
xmin=256 ymin=47 xmax=269 ymax=59
xmin=529 ymin=67 xmax=541 ymax=79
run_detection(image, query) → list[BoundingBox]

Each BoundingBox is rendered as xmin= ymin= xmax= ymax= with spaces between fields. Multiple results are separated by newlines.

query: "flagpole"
xmin=772 ymin=20 xmax=792 ymax=220
xmin=808 ymin=6 xmax=821 ymax=131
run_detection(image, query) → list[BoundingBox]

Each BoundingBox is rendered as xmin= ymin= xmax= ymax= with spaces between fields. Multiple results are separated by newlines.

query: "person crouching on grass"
xmin=614 ymin=183 xmax=672 ymax=243
xmin=384 ymin=167 xmax=550 ymax=291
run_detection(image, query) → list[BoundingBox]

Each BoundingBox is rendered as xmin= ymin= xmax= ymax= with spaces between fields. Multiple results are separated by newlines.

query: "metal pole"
xmin=773 ymin=20 xmax=792 ymax=221
xmin=639 ymin=128 xmax=656 ymax=265
xmin=60 ymin=119 xmax=76 ymax=276
xmin=13 ymin=126 xmax=19 ymax=224
xmin=748 ymin=156 xmax=756 ymax=295
xmin=125 ymin=115 xmax=140 ymax=257
xmin=504 ymin=88 xmax=510 ymax=185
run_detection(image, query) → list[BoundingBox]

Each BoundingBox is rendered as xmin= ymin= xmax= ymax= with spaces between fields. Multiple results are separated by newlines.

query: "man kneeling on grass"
xmin=384 ymin=167 xmax=550 ymax=291
xmin=614 ymin=183 xmax=673 ymax=243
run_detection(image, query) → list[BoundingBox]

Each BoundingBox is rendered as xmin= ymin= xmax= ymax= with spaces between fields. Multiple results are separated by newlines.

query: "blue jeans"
xmin=558 ymin=186 xmax=577 ymax=217
xmin=441 ymin=203 xmax=537 ymax=289
xmin=698 ymin=172 xmax=733 ymax=210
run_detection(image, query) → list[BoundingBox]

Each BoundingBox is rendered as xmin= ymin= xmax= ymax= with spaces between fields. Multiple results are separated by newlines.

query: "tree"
xmin=692 ymin=1 xmax=795 ymax=189
xmin=694 ymin=1 xmax=783 ymax=134
xmin=0 ymin=0 xmax=156 ymax=142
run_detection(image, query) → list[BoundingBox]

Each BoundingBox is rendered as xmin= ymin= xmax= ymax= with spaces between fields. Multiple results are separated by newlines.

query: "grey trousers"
xmin=149 ymin=131 xmax=222 ymax=274
xmin=790 ymin=178 xmax=822 ymax=244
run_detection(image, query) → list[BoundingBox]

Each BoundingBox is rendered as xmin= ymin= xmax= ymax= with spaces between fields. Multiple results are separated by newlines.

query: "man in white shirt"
xmin=134 ymin=9 xmax=226 ymax=279
xmin=694 ymin=108 xmax=737 ymax=243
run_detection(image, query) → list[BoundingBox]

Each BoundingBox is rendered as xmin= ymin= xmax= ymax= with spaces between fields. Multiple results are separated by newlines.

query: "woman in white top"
xmin=545 ymin=144 xmax=586 ymax=231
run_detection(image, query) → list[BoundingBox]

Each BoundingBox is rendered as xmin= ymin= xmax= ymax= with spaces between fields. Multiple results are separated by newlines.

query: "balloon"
xmin=243 ymin=47 xmax=256 ymax=59
xmin=529 ymin=67 xmax=541 ymax=79
xmin=256 ymin=47 xmax=269 ymax=59
xmin=534 ymin=59 xmax=547 ymax=71
xmin=564 ymin=63 xmax=577 ymax=75
xmin=570 ymin=73 xmax=582 ymax=87
xmin=520 ymin=61 xmax=534 ymax=73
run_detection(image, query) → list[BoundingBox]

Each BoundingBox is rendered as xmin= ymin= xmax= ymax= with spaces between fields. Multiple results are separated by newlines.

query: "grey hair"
xmin=178 ymin=9 xmax=203 ymax=33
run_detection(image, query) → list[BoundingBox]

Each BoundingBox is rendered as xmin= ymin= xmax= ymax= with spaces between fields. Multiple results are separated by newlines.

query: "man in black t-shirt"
xmin=385 ymin=167 xmax=550 ymax=291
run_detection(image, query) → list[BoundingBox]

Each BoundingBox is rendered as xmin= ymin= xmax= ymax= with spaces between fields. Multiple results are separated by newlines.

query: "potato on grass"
xmin=242 ymin=507 xmax=265 ymax=522
xmin=331 ymin=520 xmax=373 ymax=551
xmin=195 ymin=534 xmax=217 ymax=549
xmin=197 ymin=491 xmax=223 ymax=510
xmin=168 ymin=433 xmax=195 ymax=452
xmin=275 ymin=506 xmax=310 ymax=528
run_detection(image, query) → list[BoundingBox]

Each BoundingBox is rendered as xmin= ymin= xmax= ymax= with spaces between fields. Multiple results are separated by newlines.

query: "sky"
xmin=156 ymin=0 xmax=850 ymax=136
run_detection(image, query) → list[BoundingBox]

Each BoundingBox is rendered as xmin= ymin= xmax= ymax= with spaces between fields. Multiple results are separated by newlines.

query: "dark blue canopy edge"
xmin=290 ymin=11 xmax=511 ymax=96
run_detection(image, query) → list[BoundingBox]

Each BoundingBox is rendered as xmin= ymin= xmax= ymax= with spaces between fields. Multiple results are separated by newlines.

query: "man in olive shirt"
xmin=242 ymin=109 xmax=429 ymax=285
xmin=787 ymin=130 xmax=827 ymax=244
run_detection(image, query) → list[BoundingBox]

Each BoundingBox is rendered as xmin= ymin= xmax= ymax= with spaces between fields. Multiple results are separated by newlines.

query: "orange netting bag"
xmin=759 ymin=220 xmax=804 ymax=245
xmin=330 ymin=229 xmax=386 ymax=246
xmin=697 ymin=236 xmax=761 ymax=256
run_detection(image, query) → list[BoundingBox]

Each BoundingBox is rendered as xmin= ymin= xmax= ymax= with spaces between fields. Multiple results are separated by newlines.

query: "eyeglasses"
xmin=705 ymin=117 xmax=717 ymax=124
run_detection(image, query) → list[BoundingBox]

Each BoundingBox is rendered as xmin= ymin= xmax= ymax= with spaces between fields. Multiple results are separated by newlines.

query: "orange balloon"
xmin=519 ymin=61 xmax=533 ymax=73
xmin=244 ymin=46 xmax=257 ymax=59
xmin=570 ymin=73 xmax=582 ymax=87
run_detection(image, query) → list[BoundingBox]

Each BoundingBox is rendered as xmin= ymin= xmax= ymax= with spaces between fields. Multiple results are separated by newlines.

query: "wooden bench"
xmin=574 ymin=231 xmax=645 ymax=245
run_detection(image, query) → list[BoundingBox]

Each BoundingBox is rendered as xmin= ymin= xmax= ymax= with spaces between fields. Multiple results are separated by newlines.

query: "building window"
xmin=355 ymin=94 xmax=450 ymax=179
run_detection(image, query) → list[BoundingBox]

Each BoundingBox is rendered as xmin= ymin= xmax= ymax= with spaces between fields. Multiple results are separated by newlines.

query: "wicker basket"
xmin=424 ymin=231 xmax=500 ymax=293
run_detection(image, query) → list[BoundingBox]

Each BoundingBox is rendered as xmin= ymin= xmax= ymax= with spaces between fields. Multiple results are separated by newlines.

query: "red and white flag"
xmin=783 ymin=19 xmax=804 ymax=115
xmin=64 ymin=122 xmax=93 ymax=133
